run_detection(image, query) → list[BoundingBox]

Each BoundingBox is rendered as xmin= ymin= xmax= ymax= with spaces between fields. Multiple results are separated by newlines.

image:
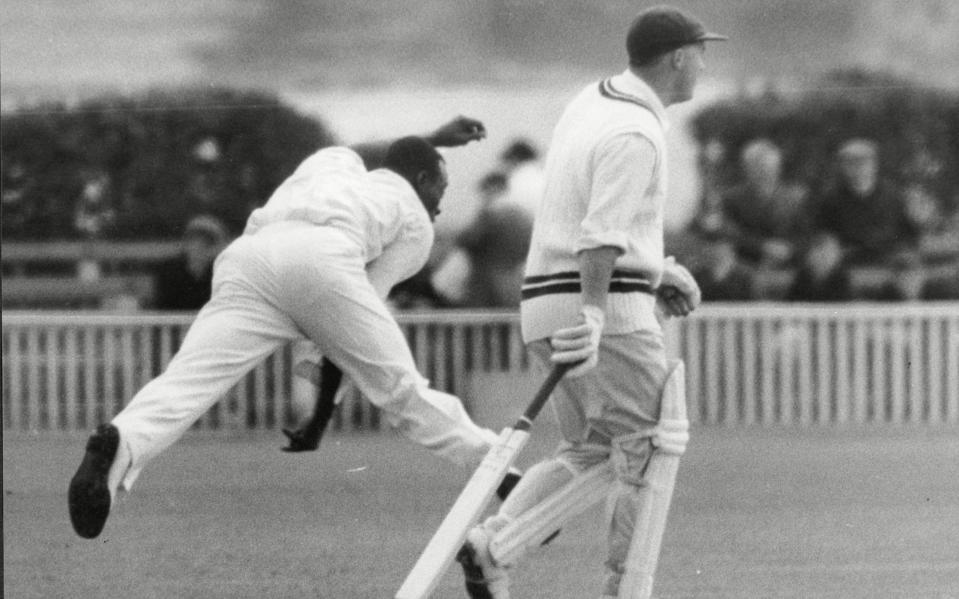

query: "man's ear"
xmin=670 ymin=47 xmax=686 ymax=70
xmin=414 ymin=170 xmax=431 ymax=190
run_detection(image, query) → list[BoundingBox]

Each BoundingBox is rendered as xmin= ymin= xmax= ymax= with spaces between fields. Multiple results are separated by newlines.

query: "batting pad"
xmin=489 ymin=461 xmax=614 ymax=566
xmin=618 ymin=360 xmax=688 ymax=599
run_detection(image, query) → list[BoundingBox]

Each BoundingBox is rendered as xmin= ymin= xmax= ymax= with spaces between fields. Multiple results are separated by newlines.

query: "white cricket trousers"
xmin=112 ymin=222 xmax=497 ymax=490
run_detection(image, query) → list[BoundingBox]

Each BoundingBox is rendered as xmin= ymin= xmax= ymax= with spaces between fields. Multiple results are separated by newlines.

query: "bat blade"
xmin=394 ymin=427 xmax=531 ymax=599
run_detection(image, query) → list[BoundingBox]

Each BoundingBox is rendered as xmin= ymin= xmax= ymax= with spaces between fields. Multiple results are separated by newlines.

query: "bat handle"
xmin=517 ymin=361 xmax=577 ymax=428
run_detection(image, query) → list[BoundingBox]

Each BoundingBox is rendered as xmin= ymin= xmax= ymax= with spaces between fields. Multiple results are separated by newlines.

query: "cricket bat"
xmin=394 ymin=362 xmax=573 ymax=599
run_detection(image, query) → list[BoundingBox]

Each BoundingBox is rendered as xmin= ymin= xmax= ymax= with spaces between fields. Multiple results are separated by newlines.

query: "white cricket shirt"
xmin=521 ymin=70 xmax=670 ymax=342
xmin=244 ymin=146 xmax=433 ymax=298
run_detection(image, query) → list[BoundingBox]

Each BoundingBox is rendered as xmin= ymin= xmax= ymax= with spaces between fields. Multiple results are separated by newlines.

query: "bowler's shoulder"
xmin=297 ymin=146 xmax=365 ymax=174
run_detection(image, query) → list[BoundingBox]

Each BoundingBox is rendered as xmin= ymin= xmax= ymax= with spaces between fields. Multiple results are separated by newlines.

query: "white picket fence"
xmin=2 ymin=303 xmax=957 ymax=432
xmin=666 ymin=303 xmax=959 ymax=426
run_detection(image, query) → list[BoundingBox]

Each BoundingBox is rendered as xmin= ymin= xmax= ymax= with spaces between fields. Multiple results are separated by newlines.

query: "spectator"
xmin=692 ymin=238 xmax=755 ymax=301
xmin=903 ymin=183 xmax=959 ymax=299
xmin=817 ymin=139 xmax=920 ymax=263
xmin=869 ymin=252 xmax=927 ymax=301
xmin=151 ymin=215 xmax=230 ymax=310
xmin=1 ymin=161 xmax=35 ymax=233
xmin=717 ymin=138 xmax=813 ymax=270
xmin=448 ymin=171 xmax=534 ymax=308
xmin=73 ymin=169 xmax=116 ymax=239
xmin=814 ymin=138 xmax=923 ymax=298
xmin=905 ymin=182 xmax=959 ymax=261
xmin=498 ymin=138 xmax=545 ymax=220
xmin=786 ymin=232 xmax=852 ymax=302
xmin=430 ymin=174 xmax=504 ymax=306
xmin=185 ymin=137 xmax=221 ymax=211
xmin=690 ymin=138 xmax=731 ymax=237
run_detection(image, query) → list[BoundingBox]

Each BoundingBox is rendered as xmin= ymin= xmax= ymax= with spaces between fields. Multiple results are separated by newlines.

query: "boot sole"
xmin=68 ymin=424 xmax=119 ymax=539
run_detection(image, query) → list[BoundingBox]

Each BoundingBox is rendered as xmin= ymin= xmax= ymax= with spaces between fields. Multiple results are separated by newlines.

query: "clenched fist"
xmin=428 ymin=116 xmax=487 ymax=147
xmin=657 ymin=256 xmax=701 ymax=318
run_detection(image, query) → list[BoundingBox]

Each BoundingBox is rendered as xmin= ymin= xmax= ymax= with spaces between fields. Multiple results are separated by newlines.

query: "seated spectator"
xmin=868 ymin=252 xmax=927 ymax=302
xmin=692 ymin=238 xmax=755 ymax=301
xmin=903 ymin=183 xmax=959 ymax=299
xmin=717 ymin=139 xmax=813 ymax=270
xmin=689 ymin=138 xmax=732 ymax=239
xmin=73 ymin=169 xmax=116 ymax=239
xmin=905 ymin=182 xmax=959 ymax=262
xmin=152 ymin=215 xmax=230 ymax=310
xmin=817 ymin=139 xmax=920 ymax=264
xmin=787 ymin=233 xmax=852 ymax=302
xmin=815 ymin=139 xmax=923 ymax=298
xmin=1 ymin=161 xmax=35 ymax=234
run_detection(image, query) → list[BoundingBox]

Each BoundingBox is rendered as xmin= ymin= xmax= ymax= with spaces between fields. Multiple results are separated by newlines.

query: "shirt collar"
xmin=608 ymin=69 xmax=670 ymax=131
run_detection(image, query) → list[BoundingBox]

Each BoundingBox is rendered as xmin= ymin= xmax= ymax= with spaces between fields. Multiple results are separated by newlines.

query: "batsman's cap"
xmin=626 ymin=5 xmax=727 ymax=65
xmin=183 ymin=214 xmax=229 ymax=245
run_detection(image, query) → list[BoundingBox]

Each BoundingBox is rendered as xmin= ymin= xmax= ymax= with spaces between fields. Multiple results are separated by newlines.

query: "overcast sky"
xmin=4 ymin=0 xmax=957 ymax=101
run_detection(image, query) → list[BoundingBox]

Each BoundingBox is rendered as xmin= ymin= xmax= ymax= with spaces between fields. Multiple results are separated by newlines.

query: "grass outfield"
xmin=5 ymin=426 xmax=959 ymax=599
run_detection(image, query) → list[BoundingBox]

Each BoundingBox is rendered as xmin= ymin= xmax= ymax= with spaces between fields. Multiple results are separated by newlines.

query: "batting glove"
xmin=550 ymin=305 xmax=604 ymax=377
xmin=657 ymin=256 xmax=701 ymax=318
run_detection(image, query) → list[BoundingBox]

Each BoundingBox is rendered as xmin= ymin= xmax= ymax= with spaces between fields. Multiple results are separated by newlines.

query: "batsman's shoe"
xmin=457 ymin=526 xmax=511 ymax=599
xmin=68 ymin=423 xmax=120 ymax=539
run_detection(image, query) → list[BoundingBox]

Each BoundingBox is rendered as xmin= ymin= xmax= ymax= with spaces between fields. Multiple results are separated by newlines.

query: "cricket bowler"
xmin=68 ymin=121 xmax=512 ymax=541
xmin=458 ymin=6 xmax=724 ymax=598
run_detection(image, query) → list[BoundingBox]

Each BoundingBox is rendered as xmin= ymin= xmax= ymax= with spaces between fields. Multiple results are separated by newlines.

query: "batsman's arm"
xmin=547 ymin=247 xmax=617 ymax=377
xmin=578 ymin=246 xmax=620 ymax=310
xmin=573 ymin=133 xmax=655 ymax=312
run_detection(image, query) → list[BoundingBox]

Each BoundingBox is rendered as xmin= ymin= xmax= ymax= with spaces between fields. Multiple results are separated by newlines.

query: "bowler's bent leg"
xmin=285 ymin=261 xmax=497 ymax=470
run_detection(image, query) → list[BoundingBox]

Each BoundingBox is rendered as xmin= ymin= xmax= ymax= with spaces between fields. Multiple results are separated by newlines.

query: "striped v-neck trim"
xmin=598 ymin=78 xmax=663 ymax=126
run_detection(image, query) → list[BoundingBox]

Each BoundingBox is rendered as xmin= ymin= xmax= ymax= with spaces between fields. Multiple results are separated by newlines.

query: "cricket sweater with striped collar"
xmin=520 ymin=69 xmax=671 ymax=343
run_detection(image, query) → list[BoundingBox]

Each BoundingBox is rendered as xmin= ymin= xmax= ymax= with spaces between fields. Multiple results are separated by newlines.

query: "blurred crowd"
xmin=1 ymin=89 xmax=331 ymax=242
xmin=392 ymin=133 xmax=959 ymax=311
xmin=390 ymin=138 xmax=543 ymax=310
xmin=686 ymin=137 xmax=959 ymax=302
xmin=3 ymin=86 xmax=958 ymax=309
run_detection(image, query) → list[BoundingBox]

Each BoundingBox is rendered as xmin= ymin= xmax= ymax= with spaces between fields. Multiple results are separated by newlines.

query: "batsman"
xmin=458 ymin=6 xmax=724 ymax=598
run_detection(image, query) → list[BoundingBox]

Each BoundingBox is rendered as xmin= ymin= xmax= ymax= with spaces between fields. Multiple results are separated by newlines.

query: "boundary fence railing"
xmin=2 ymin=303 xmax=957 ymax=432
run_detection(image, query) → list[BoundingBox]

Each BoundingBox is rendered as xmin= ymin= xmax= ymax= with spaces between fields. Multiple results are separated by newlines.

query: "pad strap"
xmin=652 ymin=418 xmax=689 ymax=456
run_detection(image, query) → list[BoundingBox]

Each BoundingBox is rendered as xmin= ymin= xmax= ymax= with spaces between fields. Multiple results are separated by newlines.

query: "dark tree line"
xmin=2 ymin=88 xmax=335 ymax=240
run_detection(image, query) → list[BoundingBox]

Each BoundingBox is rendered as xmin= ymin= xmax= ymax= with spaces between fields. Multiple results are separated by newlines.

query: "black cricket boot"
xmin=68 ymin=423 xmax=120 ymax=539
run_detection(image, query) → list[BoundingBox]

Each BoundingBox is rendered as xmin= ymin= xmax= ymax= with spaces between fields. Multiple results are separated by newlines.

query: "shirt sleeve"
xmin=575 ymin=132 xmax=658 ymax=254
xmin=366 ymin=215 xmax=433 ymax=300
